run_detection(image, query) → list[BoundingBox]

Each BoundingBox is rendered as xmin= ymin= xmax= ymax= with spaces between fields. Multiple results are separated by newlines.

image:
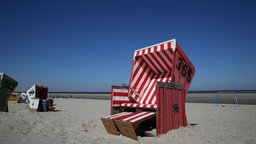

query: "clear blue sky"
xmin=1 ymin=0 xmax=256 ymax=92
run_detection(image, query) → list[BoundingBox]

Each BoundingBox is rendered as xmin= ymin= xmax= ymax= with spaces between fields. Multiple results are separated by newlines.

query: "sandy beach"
xmin=1 ymin=98 xmax=255 ymax=144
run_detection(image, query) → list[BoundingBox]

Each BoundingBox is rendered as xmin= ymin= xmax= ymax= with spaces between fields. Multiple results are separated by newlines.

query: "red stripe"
xmin=112 ymin=87 xmax=129 ymax=106
xmin=129 ymin=91 xmax=134 ymax=99
xmin=136 ymin=68 xmax=152 ymax=98
xmin=131 ymin=58 xmax=142 ymax=83
xmin=152 ymin=52 xmax=165 ymax=72
xmin=155 ymin=51 xmax=168 ymax=72
xmin=133 ymin=93 xmax=140 ymax=101
xmin=151 ymin=47 xmax=166 ymax=73
xmin=122 ymin=112 xmax=144 ymax=122
xmin=156 ymin=51 xmax=171 ymax=72
xmin=132 ymin=68 xmax=151 ymax=101
xmin=129 ymin=58 xmax=143 ymax=101
xmin=113 ymin=101 xmax=130 ymax=105
xmin=135 ymin=51 xmax=140 ymax=57
xmin=167 ymin=42 xmax=172 ymax=49
xmin=141 ymin=55 xmax=157 ymax=73
xmin=144 ymin=79 xmax=157 ymax=104
xmin=130 ymin=57 xmax=154 ymax=102
xmin=160 ymin=43 xmax=165 ymax=51
xmin=113 ymin=92 xmax=128 ymax=96
xmin=122 ymin=112 xmax=141 ymax=121
xmin=110 ymin=113 xmax=133 ymax=120
xmin=139 ymin=74 xmax=157 ymax=104
xmin=125 ymin=112 xmax=152 ymax=122
xmin=162 ymin=49 xmax=173 ymax=70
xmin=146 ymin=74 xmax=164 ymax=104
xmin=132 ymin=62 xmax=147 ymax=93
xmin=142 ymin=49 xmax=146 ymax=55
xmin=144 ymin=54 xmax=161 ymax=73
xmin=150 ymin=52 xmax=164 ymax=73
xmin=133 ymin=103 xmax=140 ymax=108
xmin=128 ymin=113 xmax=146 ymax=122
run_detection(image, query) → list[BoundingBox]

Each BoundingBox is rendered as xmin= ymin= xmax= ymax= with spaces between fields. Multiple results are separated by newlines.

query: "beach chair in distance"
xmin=101 ymin=39 xmax=195 ymax=140
xmin=0 ymin=73 xmax=18 ymax=112
xmin=26 ymin=85 xmax=55 ymax=111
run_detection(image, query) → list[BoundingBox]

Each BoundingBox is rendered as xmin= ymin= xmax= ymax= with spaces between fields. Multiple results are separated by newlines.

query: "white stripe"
xmin=164 ymin=42 xmax=168 ymax=50
xmin=151 ymin=73 xmax=168 ymax=104
xmin=131 ymin=57 xmax=142 ymax=78
xmin=112 ymin=96 xmax=130 ymax=101
xmin=147 ymin=53 xmax=163 ymax=73
xmin=164 ymin=72 xmax=170 ymax=82
xmin=105 ymin=112 xmax=131 ymax=119
xmin=149 ymin=73 xmax=165 ymax=104
xmin=132 ymin=104 xmax=138 ymax=107
xmin=166 ymin=49 xmax=173 ymax=62
xmin=171 ymin=39 xmax=176 ymax=51
xmin=130 ymin=93 xmax=138 ymax=101
xmin=153 ymin=52 xmax=168 ymax=72
xmin=145 ymin=84 xmax=156 ymax=104
xmin=135 ymin=66 xmax=150 ymax=95
xmin=130 ymin=112 xmax=155 ymax=123
xmin=145 ymin=74 xmax=162 ymax=104
xmin=133 ymin=58 xmax=141 ymax=73
xmin=151 ymin=95 xmax=156 ymax=104
xmin=142 ymin=74 xmax=158 ymax=104
xmin=131 ymin=61 xmax=146 ymax=88
xmin=142 ymin=55 xmax=158 ymax=73
xmin=159 ymin=50 xmax=172 ymax=71
xmin=166 ymin=50 xmax=174 ymax=71
xmin=123 ymin=112 xmax=147 ymax=121
xmin=139 ymin=50 xmax=143 ymax=56
xmin=150 ymin=47 xmax=154 ymax=53
xmin=140 ymin=74 xmax=157 ymax=103
xmin=134 ymin=39 xmax=175 ymax=55
xmin=139 ymin=71 xmax=154 ymax=99
xmin=145 ymin=48 xmax=148 ymax=54
xmin=157 ymin=45 xmax=161 ymax=51
xmin=113 ymin=89 xmax=128 ymax=93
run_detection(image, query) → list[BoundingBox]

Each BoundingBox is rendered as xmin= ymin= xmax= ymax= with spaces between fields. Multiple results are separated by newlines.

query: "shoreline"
xmin=46 ymin=92 xmax=256 ymax=105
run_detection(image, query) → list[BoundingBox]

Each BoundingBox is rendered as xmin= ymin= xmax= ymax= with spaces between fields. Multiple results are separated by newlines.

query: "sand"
xmin=1 ymin=99 xmax=256 ymax=144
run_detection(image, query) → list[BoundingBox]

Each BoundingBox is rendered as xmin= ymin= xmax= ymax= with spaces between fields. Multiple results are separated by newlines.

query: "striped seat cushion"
xmin=104 ymin=111 xmax=156 ymax=123
xmin=118 ymin=111 xmax=156 ymax=123
xmin=104 ymin=112 xmax=134 ymax=120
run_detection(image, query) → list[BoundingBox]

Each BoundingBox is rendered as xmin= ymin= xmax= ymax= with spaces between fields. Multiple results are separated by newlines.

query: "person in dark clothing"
xmin=38 ymin=98 xmax=48 ymax=112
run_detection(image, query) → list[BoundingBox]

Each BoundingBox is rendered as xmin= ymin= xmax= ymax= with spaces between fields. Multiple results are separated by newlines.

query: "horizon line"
xmin=14 ymin=89 xmax=256 ymax=94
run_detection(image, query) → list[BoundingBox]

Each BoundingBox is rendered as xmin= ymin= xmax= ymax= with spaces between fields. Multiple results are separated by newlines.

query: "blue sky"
xmin=1 ymin=0 xmax=256 ymax=92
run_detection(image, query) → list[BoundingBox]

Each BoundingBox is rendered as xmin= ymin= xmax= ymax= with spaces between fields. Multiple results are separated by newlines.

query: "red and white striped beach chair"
xmin=101 ymin=39 xmax=195 ymax=140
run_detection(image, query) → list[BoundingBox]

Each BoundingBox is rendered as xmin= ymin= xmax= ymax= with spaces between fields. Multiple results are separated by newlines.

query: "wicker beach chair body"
xmin=0 ymin=73 xmax=18 ymax=112
xmin=102 ymin=39 xmax=195 ymax=140
xmin=26 ymin=85 xmax=54 ymax=111
xmin=27 ymin=85 xmax=48 ymax=110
